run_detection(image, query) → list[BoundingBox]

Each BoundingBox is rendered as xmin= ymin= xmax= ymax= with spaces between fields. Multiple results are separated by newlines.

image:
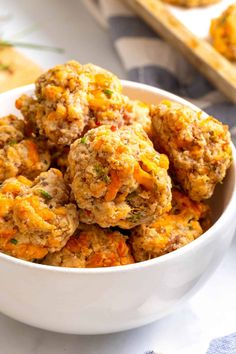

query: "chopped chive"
xmin=127 ymin=212 xmax=143 ymax=223
xmin=0 ymin=40 xmax=64 ymax=53
xmin=94 ymin=164 xmax=110 ymax=183
xmin=80 ymin=136 xmax=87 ymax=144
xmin=10 ymin=238 xmax=18 ymax=245
xmin=39 ymin=189 xmax=52 ymax=200
xmin=8 ymin=140 xmax=17 ymax=146
xmin=103 ymin=174 xmax=110 ymax=183
xmin=103 ymin=89 xmax=113 ymax=98
xmin=126 ymin=192 xmax=137 ymax=202
xmin=0 ymin=63 xmax=10 ymax=71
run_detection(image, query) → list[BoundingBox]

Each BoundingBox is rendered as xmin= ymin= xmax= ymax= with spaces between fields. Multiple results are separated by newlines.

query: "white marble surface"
xmin=0 ymin=1 xmax=235 ymax=353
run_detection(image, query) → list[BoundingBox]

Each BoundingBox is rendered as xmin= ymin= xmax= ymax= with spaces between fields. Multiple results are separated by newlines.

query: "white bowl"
xmin=0 ymin=81 xmax=235 ymax=335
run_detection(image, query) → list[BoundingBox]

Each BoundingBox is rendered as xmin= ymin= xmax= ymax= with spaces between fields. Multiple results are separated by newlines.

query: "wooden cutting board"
xmin=0 ymin=47 xmax=42 ymax=93
xmin=126 ymin=0 xmax=236 ymax=104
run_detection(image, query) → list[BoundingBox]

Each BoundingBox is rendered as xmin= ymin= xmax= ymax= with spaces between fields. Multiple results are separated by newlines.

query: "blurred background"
xmin=0 ymin=0 xmax=126 ymax=90
xmin=1 ymin=0 xmax=236 ymax=125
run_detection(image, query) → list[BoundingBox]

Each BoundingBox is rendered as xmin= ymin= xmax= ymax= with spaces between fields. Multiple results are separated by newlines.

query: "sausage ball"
xmin=0 ymin=169 xmax=79 ymax=261
xmin=161 ymin=0 xmax=219 ymax=7
xmin=0 ymin=175 xmax=45 ymax=261
xmin=42 ymin=224 xmax=134 ymax=268
xmin=16 ymin=61 xmax=124 ymax=146
xmin=0 ymin=114 xmax=25 ymax=148
xmin=130 ymin=189 xmax=210 ymax=262
xmin=0 ymin=139 xmax=51 ymax=183
xmin=16 ymin=61 xmax=153 ymax=146
xmin=68 ymin=124 xmax=172 ymax=228
xmin=151 ymin=100 xmax=232 ymax=201
xmin=210 ymin=3 xmax=236 ymax=61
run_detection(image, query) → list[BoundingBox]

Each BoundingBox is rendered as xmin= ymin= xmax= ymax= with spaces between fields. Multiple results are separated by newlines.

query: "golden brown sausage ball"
xmin=130 ymin=189 xmax=210 ymax=262
xmin=0 ymin=139 xmax=51 ymax=183
xmin=0 ymin=114 xmax=25 ymax=148
xmin=161 ymin=0 xmax=219 ymax=7
xmin=210 ymin=3 xmax=236 ymax=61
xmin=0 ymin=112 xmax=50 ymax=182
xmin=16 ymin=61 xmax=123 ymax=146
xmin=68 ymin=124 xmax=172 ymax=228
xmin=16 ymin=61 xmax=153 ymax=146
xmin=151 ymin=100 xmax=232 ymax=201
xmin=0 ymin=175 xmax=46 ymax=261
xmin=0 ymin=169 xmax=79 ymax=261
xmin=42 ymin=224 xmax=134 ymax=268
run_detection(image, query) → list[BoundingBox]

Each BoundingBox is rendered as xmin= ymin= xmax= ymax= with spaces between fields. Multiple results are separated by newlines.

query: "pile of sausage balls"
xmin=0 ymin=61 xmax=232 ymax=267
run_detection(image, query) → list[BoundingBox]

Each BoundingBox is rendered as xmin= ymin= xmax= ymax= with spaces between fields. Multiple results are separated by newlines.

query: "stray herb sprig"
xmin=39 ymin=189 xmax=52 ymax=200
xmin=103 ymin=89 xmax=113 ymax=98
xmin=10 ymin=238 xmax=18 ymax=245
xmin=0 ymin=40 xmax=64 ymax=53
xmin=0 ymin=63 xmax=10 ymax=71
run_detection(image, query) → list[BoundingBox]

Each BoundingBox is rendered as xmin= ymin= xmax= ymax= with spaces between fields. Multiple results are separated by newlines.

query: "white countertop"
xmin=0 ymin=1 xmax=235 ymax=353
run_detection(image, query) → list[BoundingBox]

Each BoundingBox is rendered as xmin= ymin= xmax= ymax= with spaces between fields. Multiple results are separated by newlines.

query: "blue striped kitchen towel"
xmin=84 ymin=0 xmax=236 ymax=144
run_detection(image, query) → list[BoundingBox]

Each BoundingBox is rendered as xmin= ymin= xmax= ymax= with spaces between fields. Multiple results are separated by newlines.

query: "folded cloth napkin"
xmin=83 ymin=0 xmax=236 ymax=144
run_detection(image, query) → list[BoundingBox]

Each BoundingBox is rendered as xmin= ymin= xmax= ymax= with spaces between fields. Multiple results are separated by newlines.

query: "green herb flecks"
xmin=220 ymin=15 xmax=227 ymax=25
xmin=0 ymin=63 xmax=10 ymax=71
xmin=126 ymin=192 xmax=138 ymax=203
xmin=8 ymin=140 xmax=17 ymax=146
xmin=94 ymin=164 xmax=110 ymax=183
xmin=10 ymin=238 xmax=18 ymax=245
xmin=39 ymin=189 xmax=52 ymax=200
xmin=102 ymin=174 xmax=110 ymax=183
xmin=103 ymin=89 xmax=113 ymax=98
xmin=127 ymin=211 xmax=144 ymax=223
xmin=80 ymin=136 xmax=87 ymax=144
